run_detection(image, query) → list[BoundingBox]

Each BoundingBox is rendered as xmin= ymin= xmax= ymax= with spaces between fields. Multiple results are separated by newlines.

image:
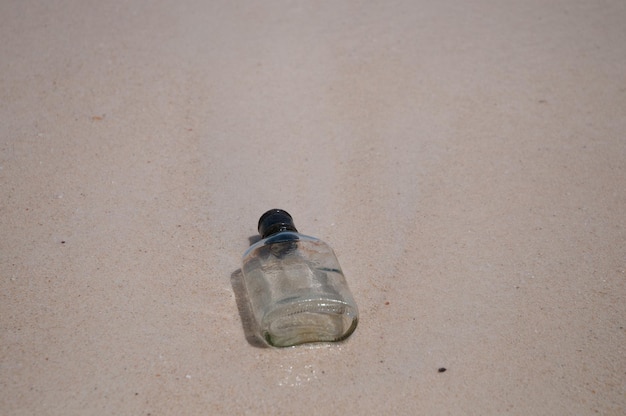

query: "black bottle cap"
xmin=258 ymin=209 xmax=298 ymax=238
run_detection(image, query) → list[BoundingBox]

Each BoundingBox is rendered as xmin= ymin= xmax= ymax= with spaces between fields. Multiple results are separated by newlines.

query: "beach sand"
xmin=1 ymin=0 xmax=625 ymax=414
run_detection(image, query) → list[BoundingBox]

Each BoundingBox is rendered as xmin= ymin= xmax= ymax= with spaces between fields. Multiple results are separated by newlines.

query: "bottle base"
xmin=262 ymin=300 xmax=358 ymax=347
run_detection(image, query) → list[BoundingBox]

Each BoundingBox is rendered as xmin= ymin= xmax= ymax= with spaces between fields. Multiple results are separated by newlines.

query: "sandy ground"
xmin=1 ymin=0 xmax=625 ymax=414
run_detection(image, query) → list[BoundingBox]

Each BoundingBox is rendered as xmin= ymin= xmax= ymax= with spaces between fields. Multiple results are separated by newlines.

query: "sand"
xmin=1 ymin=0 xmax=625 ymax=414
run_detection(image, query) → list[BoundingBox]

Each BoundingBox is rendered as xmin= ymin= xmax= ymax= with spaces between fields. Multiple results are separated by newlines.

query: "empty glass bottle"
xmin=242 ymin=209 xmax=358 ymax=347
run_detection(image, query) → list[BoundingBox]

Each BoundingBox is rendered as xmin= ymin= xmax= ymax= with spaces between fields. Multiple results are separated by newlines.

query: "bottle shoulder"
xmin=242 ymin=231 xmax=323 ymax=258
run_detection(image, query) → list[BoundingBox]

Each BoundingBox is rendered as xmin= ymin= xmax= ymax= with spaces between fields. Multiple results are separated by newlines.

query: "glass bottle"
xmin=242 ymin=209 xmax=359 ymax=347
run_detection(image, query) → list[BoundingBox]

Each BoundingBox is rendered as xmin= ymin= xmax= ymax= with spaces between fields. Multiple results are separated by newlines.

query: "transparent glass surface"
xmin=242 ymin=232 xmax=358 ymax=347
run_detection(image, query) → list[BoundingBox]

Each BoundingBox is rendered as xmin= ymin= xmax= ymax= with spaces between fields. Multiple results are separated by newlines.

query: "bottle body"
xmin=242 ymin=231 xmax=358 ymax=347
